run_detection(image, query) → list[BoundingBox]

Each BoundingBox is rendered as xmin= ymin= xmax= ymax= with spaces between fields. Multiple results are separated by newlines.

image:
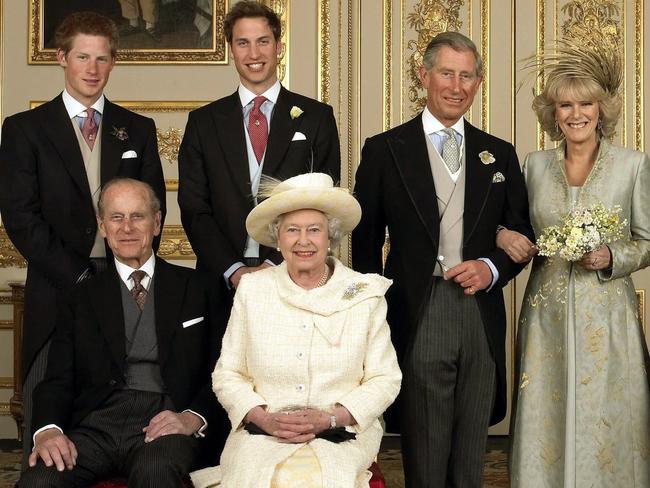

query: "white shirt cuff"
xmin=477 ymin=257 xmax=499 ymax=292
xmin=223 ymin=262 xmax=246 ymax=288
xmin=182 ymin=409 xmax=208 ymax=438
xmin=32 ymin=424 xmax=63 ymax=448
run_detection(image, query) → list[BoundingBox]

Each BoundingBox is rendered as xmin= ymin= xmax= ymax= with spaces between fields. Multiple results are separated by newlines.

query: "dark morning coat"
xmin=352 ymin=115 xmax=534 ymax=424
xmin=0 ymin=94 xmax=166 ymax=380
xmin=177 ymin=86 xmax=340 ymax=280
xmin=31 ymin=258 xmax=227 ymax=466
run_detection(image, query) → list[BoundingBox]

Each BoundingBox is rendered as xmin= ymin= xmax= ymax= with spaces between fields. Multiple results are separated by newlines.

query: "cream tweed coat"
xmin=192 ymin=258 xmax=402 ymax=488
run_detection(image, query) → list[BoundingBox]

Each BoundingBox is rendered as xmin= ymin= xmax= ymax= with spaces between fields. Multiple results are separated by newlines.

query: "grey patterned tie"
xmin=441 ymin=128 xmax=460 ymax=173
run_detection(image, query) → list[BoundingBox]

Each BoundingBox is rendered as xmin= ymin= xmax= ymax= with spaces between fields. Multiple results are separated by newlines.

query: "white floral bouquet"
xmin=536 ymin=203 xmax=627 ymax=261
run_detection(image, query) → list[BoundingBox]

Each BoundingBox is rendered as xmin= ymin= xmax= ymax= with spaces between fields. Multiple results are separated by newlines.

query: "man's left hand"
xmin=445 ymin=260 xmax=492 ymax=295
xmin=143 ymin=410 xmax=202 ymax=442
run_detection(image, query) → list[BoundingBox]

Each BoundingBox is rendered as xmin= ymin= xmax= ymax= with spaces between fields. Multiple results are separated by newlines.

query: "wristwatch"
xmin=329 ymin=414 xmax=337 ymax=429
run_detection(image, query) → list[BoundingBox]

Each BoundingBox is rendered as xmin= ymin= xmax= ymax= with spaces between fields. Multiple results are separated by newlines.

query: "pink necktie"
xmin=248 ymin=96 xmax=268 ymax=164
xmin=82 ymin=108 xmax=98 ymax=149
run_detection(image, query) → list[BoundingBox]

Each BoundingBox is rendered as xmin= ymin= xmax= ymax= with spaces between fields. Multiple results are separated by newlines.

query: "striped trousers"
xmin=19 ymin=389 xmax=200 ymax=488
xmin=400 ymin=277 xmax=496 ymax=488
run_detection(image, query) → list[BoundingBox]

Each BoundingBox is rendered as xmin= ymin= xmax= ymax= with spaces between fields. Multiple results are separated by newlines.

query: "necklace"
xmin=316 ymin=264 xmax=330 ymax=288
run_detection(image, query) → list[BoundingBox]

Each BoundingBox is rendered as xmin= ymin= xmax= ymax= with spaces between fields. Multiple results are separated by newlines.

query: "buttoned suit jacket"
xmin=177 ymin=86 xmax=340 ymax=280
xmin=0 ymin=94 xmax=166 ymax=379
xmin=352 ymin=115 xmax=534 ymax=424
xmin=31 ymin=257 xmax=226 ymax=466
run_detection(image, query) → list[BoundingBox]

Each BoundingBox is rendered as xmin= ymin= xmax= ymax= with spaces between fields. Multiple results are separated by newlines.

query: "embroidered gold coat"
xmin=510 ymin=141 xmax=650 ymax=487
xmin=194 ymin=258 xmax=401 ymax=488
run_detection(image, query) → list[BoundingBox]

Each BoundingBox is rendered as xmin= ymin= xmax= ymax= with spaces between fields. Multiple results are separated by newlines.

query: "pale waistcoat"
xmin=425 ymin=135 xmax=466 ymax=275
xmin=71 ymin=119 xmax=105 ymax=258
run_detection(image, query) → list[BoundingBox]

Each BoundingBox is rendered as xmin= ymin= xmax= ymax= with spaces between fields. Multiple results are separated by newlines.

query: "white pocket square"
xmin=121 ymin=150 xmax=138 ymax=159
xmin=291 ymin=131 xmax=307 ymax=141
xmin=182 ymin=316 xmax=204 ymax=328
xmin=492 ymin=172 xmax=505 ymax=183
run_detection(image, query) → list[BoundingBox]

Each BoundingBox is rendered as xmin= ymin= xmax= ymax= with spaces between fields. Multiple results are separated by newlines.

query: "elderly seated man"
xmin=19 ymin=178 xmax=227 ymax=488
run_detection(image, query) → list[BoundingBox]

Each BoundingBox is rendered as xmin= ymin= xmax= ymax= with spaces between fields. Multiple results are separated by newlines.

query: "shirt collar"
xmin=421 ymin=106 xmax=465 ymax=137
xmin=238 ymin=80 xmax=281 ymax=108
xmin=114 ymin=253 xmax=156 ymax=287
xmin=62 ymin=89 xmax=105 ymax=119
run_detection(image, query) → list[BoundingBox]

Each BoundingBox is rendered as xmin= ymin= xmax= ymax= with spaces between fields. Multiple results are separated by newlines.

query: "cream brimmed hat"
xmin=246 ymin=173 xmax=362 ymax=247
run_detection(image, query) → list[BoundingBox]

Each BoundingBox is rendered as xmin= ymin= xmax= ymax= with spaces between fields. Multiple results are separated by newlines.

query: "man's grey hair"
xmin=97 ymin=178 xmax=161 ymax=218
xmin=267 ymin=213 xmax=344 ymax=250
xmin=422 ymin=31 xmax=483 ymax=77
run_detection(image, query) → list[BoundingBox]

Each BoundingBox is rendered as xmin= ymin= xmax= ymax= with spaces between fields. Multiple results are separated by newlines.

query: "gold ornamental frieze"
xmin=159 ymin=225 xmax=196 ymax=260
xmin=561 ymin=0 xmax=622 ymax=52
xmin=156 ymin=128 xmax=184 ymax=164
xmin=406 ymin=0 xmax=464 ymax=114
xmin=0 ymin=227 xmax=26 ymax=269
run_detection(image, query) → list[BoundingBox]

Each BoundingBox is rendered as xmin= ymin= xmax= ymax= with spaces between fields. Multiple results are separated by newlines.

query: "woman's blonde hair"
xmin=525 ymin=37 xmax=622 ymax=141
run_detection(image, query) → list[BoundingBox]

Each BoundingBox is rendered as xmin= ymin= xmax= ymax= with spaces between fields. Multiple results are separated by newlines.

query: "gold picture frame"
xmin=28 ymin=0 xmax=228 ymax=65
xmin=637 ymin=289 xmax=646 ymax=334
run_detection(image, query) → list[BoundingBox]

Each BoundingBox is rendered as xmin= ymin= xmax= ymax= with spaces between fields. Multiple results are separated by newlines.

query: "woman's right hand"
xmin=496 ymin=229 xmax=537 ymax=264
xmin=244 ymin=406 xmax=316 ymax=443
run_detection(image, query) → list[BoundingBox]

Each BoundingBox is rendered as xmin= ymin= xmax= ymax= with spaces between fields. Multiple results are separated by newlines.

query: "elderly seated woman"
xmin=191 ymin=173 xmax=402 ymax=488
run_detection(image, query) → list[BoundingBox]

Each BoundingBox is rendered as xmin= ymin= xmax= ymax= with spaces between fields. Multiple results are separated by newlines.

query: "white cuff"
xmin=477 ymin=257 xmax=499 ymax=292
xmin=223 ymin=262 xmax=246 ymax=289
xmin=183 ymin=409 xmax=208 ymax=438
xmin=32 ymin=424 xmax=63 ymax=448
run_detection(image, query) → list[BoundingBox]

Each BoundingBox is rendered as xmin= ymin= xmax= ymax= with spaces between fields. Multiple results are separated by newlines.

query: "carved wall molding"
xmin=262 ymin=0 xmax=290 ymax=85
xmin=159 ymin=225 xmax=195 ymax=260
xmin=0 ymin=227 xmax=27 ymax=269
xmin=406 ymin=0 xmax=464 ymax=115
xmin=157 ymin=127 xmax=183 ymax=164
xmin=318 ymin=0 xmax=331 ymax=104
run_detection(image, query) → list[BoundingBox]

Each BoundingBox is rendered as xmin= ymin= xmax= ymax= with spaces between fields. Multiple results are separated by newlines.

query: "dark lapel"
xmin=89 ymin=265 xmax=126 ymax=369
xmin=40 ymin=94 xmax=92 ymax=200
xmin=388 ymin=115 xmax=439 ymax=245
xmin=213 ymin=92 xmax=252 ymax=200
xmin=263 ymin=86 xmax=300 ymax=176
xmin=153 ymin=258 xmax=185 ymax=367
xmin=100 ymin=99 xmax=130 ymax=184
xmin=463 ymin=121 xmax=495 ymax=243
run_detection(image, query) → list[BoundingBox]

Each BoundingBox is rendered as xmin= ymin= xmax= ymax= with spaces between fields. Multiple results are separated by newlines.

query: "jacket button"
xmin=108 ymin=379 xmax=117 ymax=386
xmin=85 ymin=227 xmax=93 ymax=234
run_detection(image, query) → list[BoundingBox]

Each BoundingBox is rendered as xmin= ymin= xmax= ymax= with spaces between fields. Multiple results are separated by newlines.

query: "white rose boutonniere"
xmin=290 ymin=106 xmax=303 ymax=119
xmin=479 ymin=150 xmax=495 ymax=165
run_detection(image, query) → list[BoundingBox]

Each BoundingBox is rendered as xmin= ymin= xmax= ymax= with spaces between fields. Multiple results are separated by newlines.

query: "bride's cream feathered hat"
xmin=246 ymin=173 xmax=361 ymax=247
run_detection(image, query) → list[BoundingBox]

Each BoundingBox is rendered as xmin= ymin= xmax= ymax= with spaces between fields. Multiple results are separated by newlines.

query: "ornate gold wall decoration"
xmin=637 ymin=289 xmax=646 ymax=333
xmin=0 ymin=227 xmax=27 ymax=269
xmin=406 ymin=0 xmax=464 ymax=114
xmin=262 ymin=0 xmax=290 ymax=85
xmin=561 ymin=0 xmax=621 ymax=51
xmin=318 ymin=0 xmax=331 ymax=104
xmin=156 ymin=128 xmax=183 ymax=164
xmin=159 ymin=225 xmax=195 ymax=260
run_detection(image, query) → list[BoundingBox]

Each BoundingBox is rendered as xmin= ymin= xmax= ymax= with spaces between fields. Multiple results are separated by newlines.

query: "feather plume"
xmin=256 ymin=175 xmax=283 ymax=200
xmin=522 ymin=35 xmax=623 ymax=97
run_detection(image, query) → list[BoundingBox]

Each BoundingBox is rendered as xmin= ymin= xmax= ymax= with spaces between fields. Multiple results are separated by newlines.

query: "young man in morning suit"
xmin=0 ymin=12 xmax=166 ymax=468
xmin=178 ymin=0 xmax=340 ymax=294
xmin=352 ymin=32 xmax=534 ymax=487
xmin=19 ymin=179 xmax=220 ymax=488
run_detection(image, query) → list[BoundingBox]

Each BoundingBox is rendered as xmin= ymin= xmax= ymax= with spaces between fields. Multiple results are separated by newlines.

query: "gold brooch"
xmin=342 ymin=282 xmax=368 ymax=300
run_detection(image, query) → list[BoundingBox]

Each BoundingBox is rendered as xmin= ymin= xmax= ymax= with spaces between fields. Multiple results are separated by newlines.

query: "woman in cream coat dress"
xmin=191 ymin=173 xmax=401 ymax=488
xmin=500 ymin=43 xmax=650 ymax=486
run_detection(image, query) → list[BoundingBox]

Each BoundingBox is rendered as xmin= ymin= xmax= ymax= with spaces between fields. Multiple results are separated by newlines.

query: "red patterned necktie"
xmin=130 ymin=270 xmax=148 ymax=311
xmin=81 ymin=108 xmax=98 ymax=149
xmin=248 ymin=96 xmax=268 ymax=164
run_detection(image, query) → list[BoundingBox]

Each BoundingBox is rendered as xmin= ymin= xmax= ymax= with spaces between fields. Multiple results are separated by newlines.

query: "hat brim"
xmin=246 ymin=188 xmax=361 ymax=248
